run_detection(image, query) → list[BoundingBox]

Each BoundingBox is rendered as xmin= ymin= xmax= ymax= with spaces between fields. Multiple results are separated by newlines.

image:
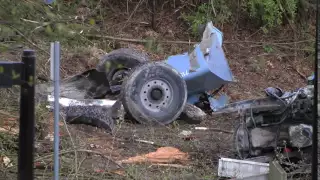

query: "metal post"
xmin=50 ymin=42 xmax=54 ymax=81
xmin=18 ymin=50 xmax=36 ymax=180
xmin=53 ymin=42 xmax=61 ymax=180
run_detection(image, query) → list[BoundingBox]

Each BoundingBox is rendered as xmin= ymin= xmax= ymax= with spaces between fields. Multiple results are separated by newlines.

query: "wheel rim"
xmin=140 ymin=79 xmax=173 ymax=112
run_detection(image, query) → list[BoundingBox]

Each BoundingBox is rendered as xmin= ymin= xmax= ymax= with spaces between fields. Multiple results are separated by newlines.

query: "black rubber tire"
xmin=61 ymin=105 xmax=115 ymax=134
xmin=121 ymin=62 xmax=188 ymax=125
xmin=179 ymin=103 xmax=207 ymax=124
xmin=96 ymin=48 xmax=150 ymax=87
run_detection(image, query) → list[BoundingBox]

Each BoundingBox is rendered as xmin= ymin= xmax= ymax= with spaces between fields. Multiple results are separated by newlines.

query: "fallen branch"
xmin=33 ymin=149 xmax=139 ymax=180
xmin=291 ymin=66 xmax=307 ymax=79
xmin=60 ymin=115 xmax=78 ymax=179
xmin=85 ymin=34 xmax=313 ymax=46
xmin=9 ymin=26 xmax=50 ymax=56
xmin=20 ymin=18 xmax=40 ymax=24
xmin=135 ymin=139 xmax=155 ymax=145
xmin=34 ymin=149 xmax=123 ymax=169
xmin=20 ymin=170 xmax=121 ymax=179
xmin=149 ymin=163 xmax=191 ymax=169
xmin=194 ymin=127 xmax=233 ymax=134
xmin=272 ymin=44 xmax=314 ymax=52
xmin=85 ymin=34 xmax=196 ymax=44
xmin=121 ymin=0 xmax=145 ymax=31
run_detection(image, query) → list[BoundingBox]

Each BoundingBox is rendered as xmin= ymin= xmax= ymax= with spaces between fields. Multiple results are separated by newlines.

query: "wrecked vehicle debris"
xmin=46 ymin=96 xmax=124 ymax=133
xmin=214 ymin=85 xmax=313 ymax=158
xmin=39 ymin=21 xmax=234 ymax=129
xmin=213 ymin=82 xmax=313 ymax=177
xmin=218 ymin=157 xmax=269 ymax=179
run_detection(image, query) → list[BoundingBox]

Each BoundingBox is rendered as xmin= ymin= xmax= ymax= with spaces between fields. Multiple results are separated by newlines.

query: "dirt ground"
xmin=27 ymin=113 xmax=236 ymax=179
xmin=0 ymin=2 xmax=315 ymax=179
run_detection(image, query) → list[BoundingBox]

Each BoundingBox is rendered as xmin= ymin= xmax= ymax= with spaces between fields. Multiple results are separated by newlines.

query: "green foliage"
xmin=181 ymin=1 xmax=232 ymax=37
xmin=0 ymin=132 xmax=18 ymax=153
xmin=182 ymin=0 xmax=300 ymax=34
xmin=263 ymin=45 xmax=274 ymax=53
xmin=246 ymin=0 xmax=298 ymax=32
xmin=181 ymin=4 xmax=210 ymax=37
xmin=247 ymin=0 xmax=282 ymax=32
xmin=283 ymin=0 xmax=298 ymax=20
xmin=0 ymin=0 xmax=101 ymax=48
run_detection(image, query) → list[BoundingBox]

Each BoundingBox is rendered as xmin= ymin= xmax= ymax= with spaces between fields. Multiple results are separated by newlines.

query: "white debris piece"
xmin=135 ymin=139 xmax=155 ymax=145
xmin=47 ymin=95 xmax=116 ymax=108
xmin=45 ymin=133 xmax=54 ymax=142
xmin=218 ymin=158 xmax=269 ymax=179
xmin=195 ymin=127 xmax=208 ymax=130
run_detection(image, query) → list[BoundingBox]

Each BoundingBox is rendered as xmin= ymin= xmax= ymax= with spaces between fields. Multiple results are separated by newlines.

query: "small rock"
xmin=89 ymin=144 xmax=101 ymax=149
xmin=145 ymin=30 xmax=159 ymax=38
xmin=166 ymin=29 xmax=175 ymax=38
xmin=179 ymin=130 xmax=192 ymax=137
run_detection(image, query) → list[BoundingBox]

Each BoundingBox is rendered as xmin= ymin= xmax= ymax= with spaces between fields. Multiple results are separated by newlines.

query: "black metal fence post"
xmin=18 ymin=50 xmax=36 ymax=180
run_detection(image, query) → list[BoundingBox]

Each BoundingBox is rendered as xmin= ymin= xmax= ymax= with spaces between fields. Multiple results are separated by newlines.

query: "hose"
xmin=250 ymin=99 xmax=257 ymax=128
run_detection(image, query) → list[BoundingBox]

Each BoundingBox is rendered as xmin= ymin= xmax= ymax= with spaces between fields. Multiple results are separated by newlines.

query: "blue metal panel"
xmin=166 ymin=53 xmax=190 ymax=77
xmin=166 ymin=34 xmax=234 ymax=95
xmin=165 ymin=23 xmax=234 ymax=109
xmin=208 ymin=94 xmax=229 ymax=111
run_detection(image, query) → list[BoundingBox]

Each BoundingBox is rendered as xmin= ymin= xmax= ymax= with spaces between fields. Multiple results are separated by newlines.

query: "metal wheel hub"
xmin=140 ymin=79 xmax=172 ymax=112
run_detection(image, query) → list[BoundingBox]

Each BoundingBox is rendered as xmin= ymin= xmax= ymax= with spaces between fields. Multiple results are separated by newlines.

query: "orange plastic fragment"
xmin=118 ymin=147 xmax=189 ymax=164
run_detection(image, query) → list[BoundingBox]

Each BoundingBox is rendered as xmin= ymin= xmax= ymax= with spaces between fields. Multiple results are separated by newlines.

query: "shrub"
xmin=181 ymin=1 xmax=232 ymax=37
xmin=181 ymin=0 xmax=300 ymax=34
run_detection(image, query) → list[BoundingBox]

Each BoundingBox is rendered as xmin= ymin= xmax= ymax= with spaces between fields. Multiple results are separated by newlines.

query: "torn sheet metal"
xmin=36 ymin=69 xmax=110 ymax=100
xmin=165 ymin=21 xmax=233 ymax=111
xmin=213 ymin=85 xmax=314 ymax=115
xmin=244 ymin=156 xmax=273 ymax=163
xmin=208 ymin=94 xmax=229 ymax=111
xmin=218 ymin=158 xmax=269 ymax=179
xmin=234 ymin=173 xmax=268 ymax=180
xmin=47 ymin=95 xmax=116 ymax=108
xmin=212 ymin=97 xmax=283 ymax=115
